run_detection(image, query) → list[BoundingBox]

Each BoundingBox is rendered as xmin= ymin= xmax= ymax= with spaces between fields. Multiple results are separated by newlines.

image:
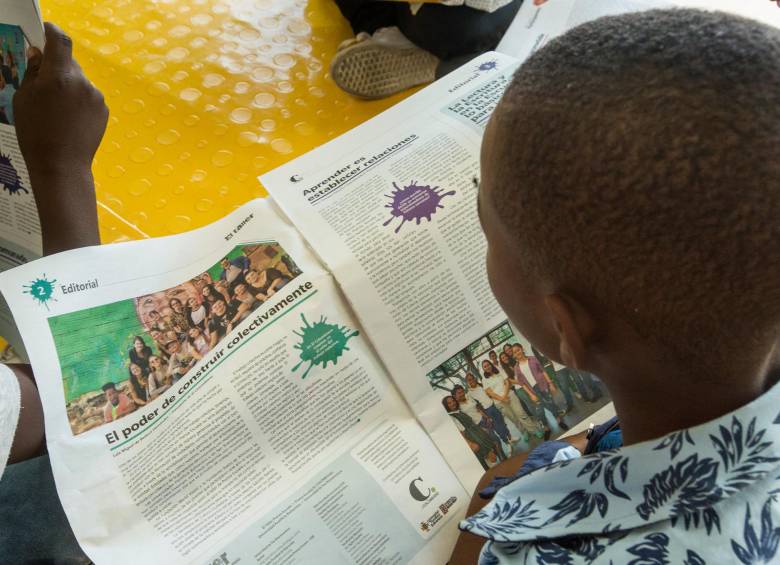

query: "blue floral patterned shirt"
xmin=460 ymin=382 xmax=780 ymax=564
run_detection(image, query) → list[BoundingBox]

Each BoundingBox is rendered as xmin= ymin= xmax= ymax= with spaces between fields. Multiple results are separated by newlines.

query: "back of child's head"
xmin=486 ymin=9 xmax=780 ymax=371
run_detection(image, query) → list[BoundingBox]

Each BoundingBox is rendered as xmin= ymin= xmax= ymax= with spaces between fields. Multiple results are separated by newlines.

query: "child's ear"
xmin=544 ymin=293 xmax=596 ymax=371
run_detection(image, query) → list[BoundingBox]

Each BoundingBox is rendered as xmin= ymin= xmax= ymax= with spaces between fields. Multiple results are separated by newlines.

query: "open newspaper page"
xmin=0 ymin=199 xmax=467 ymax=564
xmin=497 ymin=0 xmax=780 ymax=62
xmin=496 ymin=0 xmax=670 ymax=60
xmin=262 ymin=52 xmax=613 ymax=489
xmin=0 ymin=0 xmax=44 ymax=361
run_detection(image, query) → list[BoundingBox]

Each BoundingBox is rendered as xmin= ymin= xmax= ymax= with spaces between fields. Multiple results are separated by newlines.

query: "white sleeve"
xmin=147 ymin=373 xmax=159 ymax=397
xmin=0 ymin=363 xmax=20 ymax=479
xmin=552 ymin=445 xmax=583 ymax=463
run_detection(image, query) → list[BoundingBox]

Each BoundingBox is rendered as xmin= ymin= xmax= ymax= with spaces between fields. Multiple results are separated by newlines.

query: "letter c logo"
xmin=409 ymin=477 xmax=431 ymax=501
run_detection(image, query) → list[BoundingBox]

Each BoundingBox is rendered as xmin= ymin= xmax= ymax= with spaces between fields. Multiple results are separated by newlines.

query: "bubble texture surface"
xmin=43 ymin=0 xmax=415 ymax=242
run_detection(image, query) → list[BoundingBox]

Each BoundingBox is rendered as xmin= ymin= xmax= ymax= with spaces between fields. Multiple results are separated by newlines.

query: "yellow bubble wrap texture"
xmin=42 ymin=0 xmax=414 ymax=242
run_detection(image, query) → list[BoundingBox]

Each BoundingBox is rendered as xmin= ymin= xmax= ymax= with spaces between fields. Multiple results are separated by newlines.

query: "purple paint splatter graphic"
xmin=383 ymin=180 xmax=456 ymax=233
xmin=0 ymin=153 xmax=27 ymax=195
xmin=477 ymin=60 xmax=498 ymax=72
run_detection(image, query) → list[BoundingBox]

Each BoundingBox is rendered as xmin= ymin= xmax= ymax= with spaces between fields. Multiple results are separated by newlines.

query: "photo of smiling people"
xmin=50 ymin=242 xmax=302 ymax=436
xmin=0 ymin=23 xmax=27 ymax=125
xmin=426 ymin=321 xmax=610 ymax=470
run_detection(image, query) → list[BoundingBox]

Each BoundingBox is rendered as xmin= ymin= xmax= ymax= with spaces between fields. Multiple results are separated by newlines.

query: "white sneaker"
xmin=330 ymin=27 xmax=439 ymax=99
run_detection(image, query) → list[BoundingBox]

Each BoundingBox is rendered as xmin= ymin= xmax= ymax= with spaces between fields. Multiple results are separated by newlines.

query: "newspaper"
xmin=496 ymin=0 xmax=779 ymax=60
xmin=0 ymin=199 xmax=468 ymax=563
xmin=0 ymin=0 xmax=43 ymax=361
xmin=0 ymin=50 xmax=614 ymax=563
xmin=0 ymin=12 xmax=632 ymax=565
xmin=261 ymin=52 xmax=613 ymax=490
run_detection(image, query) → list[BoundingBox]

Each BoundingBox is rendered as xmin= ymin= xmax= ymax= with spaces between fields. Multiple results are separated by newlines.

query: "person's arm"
xmin=523 ymin=384 xmax=540 ymax=403
xmin=497 ymin=378 xmax=512 ymax=402
xmin=189 ymin=346 xmax=202 ymax=361
xmin=166 ymin=359 xmax=179 ymax=378
xmin=230 ymin=303 xmax=247 ymax=325
xmin=460 ymin=432 xmax=480 ymax=453
xmin=449 ymin=452 xmax=532 ymax=565
xmin=450 ymin=430 xmax=590 ymax=565
xmin=484 ymin=387 xmax=502 ymax=402
xmin=147 ymin=373 xmax=159 ymax=399
xmin=530 ymin=358 xmax=555 ymax=392
xmin=127 ymin=384 xmax=146 ymax=406
xmin=215 ymin=281 xmax=231 ymax=302
xmin=267 ymin=276 xmax=285 ymax=295
xmin=6 ymin=24 xmax=108 ymax=463
xmin=14 ymin=24 xmax=108 ymax=255
xmin=7 ymin=364 xmax=44 ymax=464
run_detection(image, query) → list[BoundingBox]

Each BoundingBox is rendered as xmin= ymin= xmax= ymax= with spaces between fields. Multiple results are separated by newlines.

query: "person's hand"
xmin=14 ymin=23 xmax=108 ymax=176
xmin=562 ymin=430 xmax=589 ymax=454
xmin=13 ymin=23 xmax=108 ymax=254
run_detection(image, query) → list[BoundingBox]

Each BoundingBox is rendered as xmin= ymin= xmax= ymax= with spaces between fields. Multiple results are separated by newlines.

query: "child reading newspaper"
xmin=4 ymin=5 xmax=780 ymax=565
xmin=451 ymin=9 xmax=780 ymax=564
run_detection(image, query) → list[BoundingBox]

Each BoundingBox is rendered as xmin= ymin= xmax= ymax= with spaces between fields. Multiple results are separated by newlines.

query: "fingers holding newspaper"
xmin=15 ymin=22 xmax=108 ymax=176
xmin=15 ymin=22 xmax=107 ymax=254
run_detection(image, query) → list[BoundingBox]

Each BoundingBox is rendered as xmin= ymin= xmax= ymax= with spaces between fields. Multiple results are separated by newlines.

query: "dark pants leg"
xmin=334 ymin=0 xmax=402 ymax=35
xmin=0 ymin=455 xmax=90 ymax=564
xmin=582 ymin=372 xmax=605 ymax=400
xmin=569 ymin=369 xmax=593 ymax=401
xmin=553 ymin=371 xmax=575 ymax=410
xmin=333 ymin=0 xmax=524 ymax=76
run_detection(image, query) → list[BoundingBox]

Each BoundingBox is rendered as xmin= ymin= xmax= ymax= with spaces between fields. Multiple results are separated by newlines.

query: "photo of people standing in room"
xmin=426 ymin=321 xmax=608 ymax=470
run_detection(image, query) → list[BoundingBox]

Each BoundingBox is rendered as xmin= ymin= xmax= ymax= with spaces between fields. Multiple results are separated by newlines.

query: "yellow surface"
xmin=42 ymin=0 xmax=414 ymax=243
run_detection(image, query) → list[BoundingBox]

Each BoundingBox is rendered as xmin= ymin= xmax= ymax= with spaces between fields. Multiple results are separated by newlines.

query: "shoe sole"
xmin=330 ymin=42 xmax=438 ymax=100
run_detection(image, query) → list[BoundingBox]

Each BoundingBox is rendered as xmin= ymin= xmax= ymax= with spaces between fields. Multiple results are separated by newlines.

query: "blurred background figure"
xmin=330 ymin=0 xmax=523 ymax=99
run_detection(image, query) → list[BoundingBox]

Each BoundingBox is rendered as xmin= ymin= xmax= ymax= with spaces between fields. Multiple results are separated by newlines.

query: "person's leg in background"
xmin=551 ymin=369 xmax=575 ymax=411
xmin=0 ymin=455 xmax=91 ymax=564
xmin=396 ymin=0 xmax=522 ymax=77
xmin=330 ymin=0 xmax=523 ymax=99
xmin=334 ymin=0 xmax=400 ymax=35
xmin=581 ymin=372 xmax=605 ymax=401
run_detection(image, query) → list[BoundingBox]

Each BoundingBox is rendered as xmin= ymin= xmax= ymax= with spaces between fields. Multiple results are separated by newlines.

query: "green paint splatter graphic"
xmin=23 ymin=275 xmax=57 ymax=309
xmin=292 ymin=314 xmax=359 ymax=379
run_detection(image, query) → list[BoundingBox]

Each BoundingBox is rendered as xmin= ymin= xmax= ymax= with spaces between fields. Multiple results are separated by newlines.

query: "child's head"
xmin=480 ymin=10 xmax=780 ymax=409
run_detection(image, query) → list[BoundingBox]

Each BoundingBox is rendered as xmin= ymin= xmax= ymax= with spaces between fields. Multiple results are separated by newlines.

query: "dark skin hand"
xmin=14 ymin=23 xmax=107 ymax=255
xmin=7 ymin=22 xmax=107 ymax=464
xmin=449 ymin=431 xmax=588 ymax=564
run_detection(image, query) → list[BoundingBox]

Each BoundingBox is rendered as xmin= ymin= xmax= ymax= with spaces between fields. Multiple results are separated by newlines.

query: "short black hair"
xmin=452 ymin=384 xmax=466 ymax=394
xmin=488 ymin=9 xmax=780 ymax=370
xmin=101 ymin=382 xmax=117 ymax=392
xmin=441 ymin=395 xmax=457 ymax=412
